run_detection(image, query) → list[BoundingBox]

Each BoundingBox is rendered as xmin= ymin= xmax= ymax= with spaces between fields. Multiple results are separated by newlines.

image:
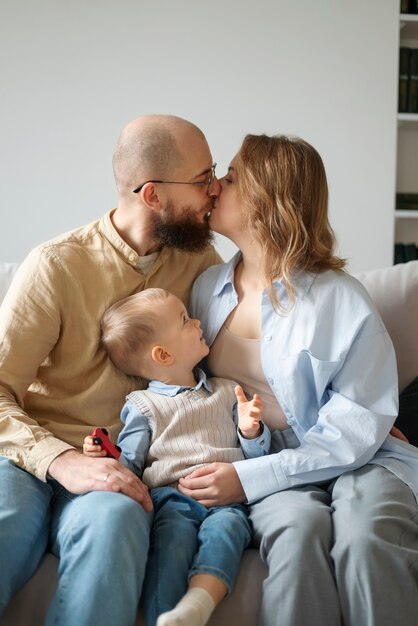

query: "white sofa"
xmin=1 ymin=260 xmax=418 ymax=626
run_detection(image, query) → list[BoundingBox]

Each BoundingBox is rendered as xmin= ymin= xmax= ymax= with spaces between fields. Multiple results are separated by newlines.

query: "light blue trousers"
xmin=141 ymin=486 xmax=252 ymax=626
xmin=0 ymin=457 xmax=152 ymax=626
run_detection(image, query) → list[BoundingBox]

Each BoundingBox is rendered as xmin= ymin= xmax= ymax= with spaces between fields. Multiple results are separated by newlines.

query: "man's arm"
xmin=0 ymin=250 xmax=153 ymax=510
xmin=0 ymin=251 xmax=75 ymax=478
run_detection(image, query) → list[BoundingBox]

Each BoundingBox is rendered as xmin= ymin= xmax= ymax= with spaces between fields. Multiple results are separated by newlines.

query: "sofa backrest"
xmin=0 ymin=263 xmax=19 ymax=303
xmin=355 ymin=261 xmax=418 ymax=393
xmin=0 ymin=260 xmax=417 ymax=392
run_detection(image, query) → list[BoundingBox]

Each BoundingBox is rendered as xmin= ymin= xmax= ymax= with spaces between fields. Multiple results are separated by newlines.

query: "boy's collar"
xmin=147 ymin=367 xmax=212 ymax=396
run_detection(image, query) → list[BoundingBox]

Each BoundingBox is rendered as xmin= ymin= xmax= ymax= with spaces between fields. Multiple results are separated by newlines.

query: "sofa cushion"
xmin=355 ymin=260 xmax=418 ymax=393
xmin=0 ymin=549 xmax=267 ymax=626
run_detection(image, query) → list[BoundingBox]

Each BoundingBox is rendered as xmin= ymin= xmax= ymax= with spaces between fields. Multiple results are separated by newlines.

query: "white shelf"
xmin=398 ymin=113 xmax=418 ymax=123
xmin=395 ymin=210 xmax=418 ymax=219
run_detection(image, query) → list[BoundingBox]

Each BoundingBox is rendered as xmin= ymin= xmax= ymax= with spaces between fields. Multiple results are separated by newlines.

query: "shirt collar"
xmin=147 ymin=367 xmax=212 ymax=396
xmin=212 ymin=250 xmax=316 ymax=300
xmin=213 ymin=251 xmax=242 ymax=296
xmin=99 ymin=209 xmax=171 ymax=269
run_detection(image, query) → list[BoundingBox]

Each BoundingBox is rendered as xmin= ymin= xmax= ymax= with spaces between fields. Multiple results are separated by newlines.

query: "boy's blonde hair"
xmin=235 ymin=134 xmax=346 ymax=309
xmin=101 ymin=288 xmax=170 ymax=376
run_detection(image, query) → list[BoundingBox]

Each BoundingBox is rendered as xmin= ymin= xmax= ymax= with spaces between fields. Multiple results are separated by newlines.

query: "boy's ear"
xmin=151 ymin=345 xmax=175 ymax=366
xmin=140 ymin=183 xmax=162 ymax=212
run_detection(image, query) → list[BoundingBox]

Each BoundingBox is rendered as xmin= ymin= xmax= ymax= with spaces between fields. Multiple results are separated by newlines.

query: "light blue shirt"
xmin=190 ymin=253 xmax=418 ymax=504
xmin=117 ymin=367 xmax=271 ymax=477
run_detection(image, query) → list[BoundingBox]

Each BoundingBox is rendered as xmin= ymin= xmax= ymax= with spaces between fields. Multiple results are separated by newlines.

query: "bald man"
xmin=0 ymin=115 xmax=222 ymax=626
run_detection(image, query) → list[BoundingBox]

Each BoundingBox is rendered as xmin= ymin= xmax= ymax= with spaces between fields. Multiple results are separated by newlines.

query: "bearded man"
xmin=0 ymin=115 xmax=221 ymax=626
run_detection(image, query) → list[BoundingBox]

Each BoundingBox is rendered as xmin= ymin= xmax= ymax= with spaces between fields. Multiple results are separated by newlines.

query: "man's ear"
xmin=151 ymin=345 xmax=175 ymax=366
xmin=140 ymin=182 xmax=163 ymax=212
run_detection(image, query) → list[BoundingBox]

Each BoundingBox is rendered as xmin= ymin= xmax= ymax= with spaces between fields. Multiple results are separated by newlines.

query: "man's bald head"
xmin=112 ymin=115 xmax=206 ymax=196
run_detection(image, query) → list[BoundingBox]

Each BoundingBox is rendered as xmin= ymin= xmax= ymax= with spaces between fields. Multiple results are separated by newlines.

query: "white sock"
xmin=156 ymin=587 xmax=216 ymax=626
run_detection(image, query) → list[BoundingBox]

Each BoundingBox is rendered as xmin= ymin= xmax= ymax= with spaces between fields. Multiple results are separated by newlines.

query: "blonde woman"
xmin=179 ymin=134 xmax=418 ymax=626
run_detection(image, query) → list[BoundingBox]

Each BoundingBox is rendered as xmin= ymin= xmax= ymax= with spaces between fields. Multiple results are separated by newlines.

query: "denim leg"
xmin=0 ymin=458 xmax=52 ymax=615
xmin=46 ymin=483 xmax=152 ymax=626
xmin=189 ymin=504 xmax=252 ymax=592
xmin=141 ymin=487 xmax=205 ymax=626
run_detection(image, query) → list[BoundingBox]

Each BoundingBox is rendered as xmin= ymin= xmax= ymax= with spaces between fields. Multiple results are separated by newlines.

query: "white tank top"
xmin=207 ymin=325 xmax=288 ymax=431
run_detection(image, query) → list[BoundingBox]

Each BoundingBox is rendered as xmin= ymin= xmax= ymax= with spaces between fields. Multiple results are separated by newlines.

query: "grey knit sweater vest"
xmin=127 ymin=377 xmax=244 ymax=488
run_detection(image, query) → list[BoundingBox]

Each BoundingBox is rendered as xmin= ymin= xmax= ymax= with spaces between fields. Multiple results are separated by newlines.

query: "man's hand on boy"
xmin=48 ymin=449 xmax=153 ymax=512
xmin=235 ymin=384 xmax=264 ymax=439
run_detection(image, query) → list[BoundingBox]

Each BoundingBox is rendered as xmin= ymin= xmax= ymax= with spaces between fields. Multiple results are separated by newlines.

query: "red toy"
xmin=91 ymin=427 xmax=121 ymax=460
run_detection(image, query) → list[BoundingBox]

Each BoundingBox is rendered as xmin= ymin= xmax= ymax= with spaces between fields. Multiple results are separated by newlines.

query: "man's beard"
xmin=151 ymin=200 xmax=214 ymax=253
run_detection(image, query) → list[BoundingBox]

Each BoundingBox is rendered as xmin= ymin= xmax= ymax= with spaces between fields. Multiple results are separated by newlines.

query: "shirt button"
xmin=264 ymin=335 xmax=272 ymax=342
xmin=268 ymin=378 xmax=274 ymax=385
xmin=129 ymin=253 xmax=136 ymax=262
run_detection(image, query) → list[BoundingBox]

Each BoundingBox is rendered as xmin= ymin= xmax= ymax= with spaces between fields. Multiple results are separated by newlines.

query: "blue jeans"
xmin=141 ymin=486 xmax=252 ymax=626
xmin=0 ymin=457 xmax=152 ymax=626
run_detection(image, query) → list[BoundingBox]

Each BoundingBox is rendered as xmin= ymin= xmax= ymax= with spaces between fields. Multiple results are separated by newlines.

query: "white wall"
xmin=0 ymin=0 xmax=399 ymax=272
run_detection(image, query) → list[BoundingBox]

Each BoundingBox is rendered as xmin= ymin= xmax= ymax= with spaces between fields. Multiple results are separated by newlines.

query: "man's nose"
xmin=208 ymin=176 xmax=221 ymax=198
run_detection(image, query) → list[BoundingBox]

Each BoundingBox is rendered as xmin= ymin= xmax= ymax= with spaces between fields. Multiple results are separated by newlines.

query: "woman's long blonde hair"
xmin=234 ymin=134 xmax=346 ymax=308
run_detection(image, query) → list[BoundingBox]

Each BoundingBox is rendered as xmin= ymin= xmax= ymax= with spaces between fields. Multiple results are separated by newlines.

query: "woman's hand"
xmin=178 ymin=462 xmax=246 ymax=507
xmin=390 ymin=426 xmax=409 ymax=442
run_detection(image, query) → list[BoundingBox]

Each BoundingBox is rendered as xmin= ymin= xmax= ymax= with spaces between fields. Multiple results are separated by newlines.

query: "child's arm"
xmin=82 ymin=403 xmax=151 ymax=479
xmin=235 ymin=384 xmax=264 ymax=439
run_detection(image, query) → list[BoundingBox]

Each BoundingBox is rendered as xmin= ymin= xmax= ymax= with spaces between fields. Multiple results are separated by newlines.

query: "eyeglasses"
xmin=133 ymin=163 xmax=217 ymax=194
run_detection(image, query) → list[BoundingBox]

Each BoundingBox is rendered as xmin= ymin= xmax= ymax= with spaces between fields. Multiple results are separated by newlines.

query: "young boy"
xmin=84 ymin=288 xmax=271 ymax=626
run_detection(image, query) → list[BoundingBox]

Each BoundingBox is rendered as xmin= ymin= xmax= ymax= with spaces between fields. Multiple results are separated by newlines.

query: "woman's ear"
xmin=140 ymin=182 xmax=162 ymax=212
xmin=151 ymin=345 xmax=175 ymax=366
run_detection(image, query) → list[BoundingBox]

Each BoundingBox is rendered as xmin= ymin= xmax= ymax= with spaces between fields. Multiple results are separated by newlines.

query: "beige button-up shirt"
xmin=0 ymin=211 xmax=221 ymax=480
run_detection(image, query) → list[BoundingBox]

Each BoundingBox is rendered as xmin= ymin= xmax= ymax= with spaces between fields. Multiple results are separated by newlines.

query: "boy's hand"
xmin=83 ymin=435 xmax=107 ymax=457
xmin=235 ymin=384 xmax=264 ymax=439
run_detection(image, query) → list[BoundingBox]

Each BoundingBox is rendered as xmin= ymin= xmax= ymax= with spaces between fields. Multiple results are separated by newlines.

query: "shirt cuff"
xmin=238 ymin=421 xmax=271 ymax=457
xmin=26 ymin=437 xmax=75 ymax=481
xmin=233 ymin=454 xmax=288 ymax=504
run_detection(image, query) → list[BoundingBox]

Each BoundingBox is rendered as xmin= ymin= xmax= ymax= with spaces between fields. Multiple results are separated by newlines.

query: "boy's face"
xmin=157 ymin=294 xmax=210 ymax=369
